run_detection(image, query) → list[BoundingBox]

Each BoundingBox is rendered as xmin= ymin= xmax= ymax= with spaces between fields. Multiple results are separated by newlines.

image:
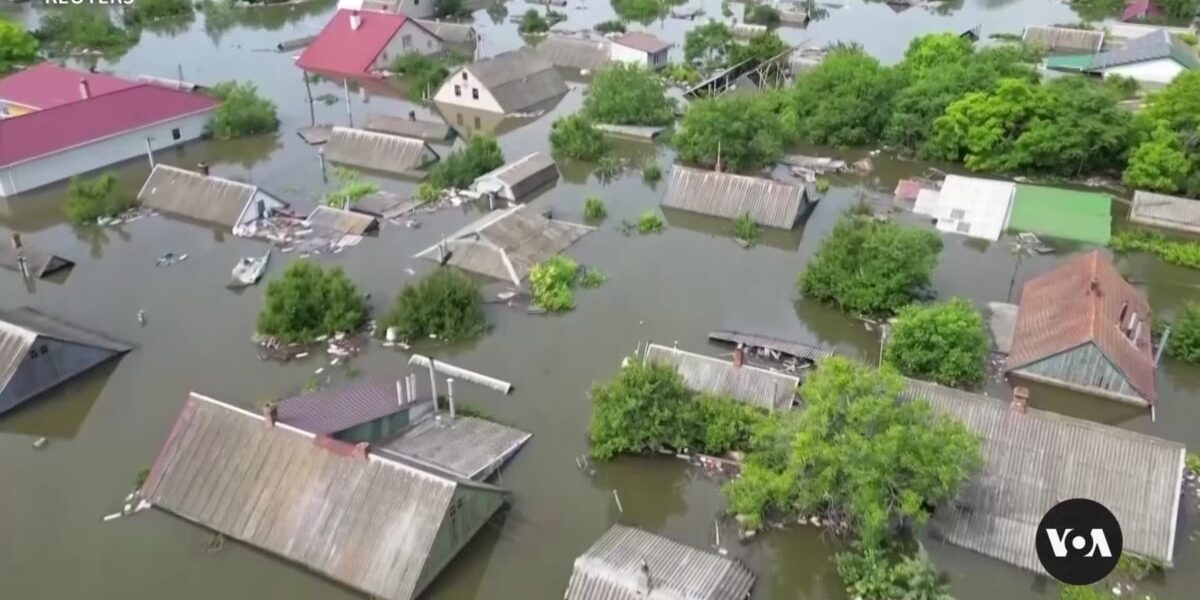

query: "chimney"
xmin=350 ymin=11 xmax=362 ymax=31
xmin=635 ymin=560 xmax=652 ymax=594
xmin=198 ymin=162 xmax=210 ymax=176
xmin=10 ymin=233 xmax=21 ymax=251
xmin=78 ymin=78 xmax=91 ymax=100
xmin=351 ymin=441 xmax=369 ymax=459
xmin=446 ymin=378 xmax=456 ymax=419
xmin=1010 ymin=387 xmax=1029 ymax=414
xmin=1089 ymin=276 xmax=1100 ymax=296
xmin=732 ymin=345 xmax=744 ymax=368
xmin=261 ymin=402 xmax=277 ymax=426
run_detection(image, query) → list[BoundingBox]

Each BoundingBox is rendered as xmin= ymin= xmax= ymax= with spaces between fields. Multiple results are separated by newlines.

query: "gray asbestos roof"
xmin=378 ymin=414 xmax=532 ymax=480
xmin=324 ymin=127 xmax=439 ymax=175
xmin=473 ymin=152 xmax=559 ymax=200
xmin=0 ymin=307 xmax=130 ymax=396
xmin=414 ymin=205 xmax=592 ymax=285
xmin=1130 ymin=190 xmax=1200 ymax=234
xmin=142 ymin=393 xmax=508 ymax=600
xmin=306 ymin=205 xmax=379 ymax=235
xmin=566 ymin=524 xmax=755 ymax=600
xmin=530 ymin=35 xmax=612 ymax=72
xmin=661 ymin=166 xmax=808 ymax=229
xmin=900 ymin=378 xmax=1185 ymax=572
xmin=1021 ymin=26 xmax=1105 ymax=53
xmin=1092 ymin=29 xmax=1199 ymax=70
xmin=364 ymin=114 xmax=454 ymax=142
xmin=464 ymin=50 xmax=568 ymax=113
xmin=137 ymin=164 xmax=259 ymax=228
xmin=275 ymin=377 xmax=404 ymax=435
xmin=642 ymin=343 xmax=800 ymax=411
xmin=707 ymin=331 xmax=834 ymax=363
xmin=414 ymin=19 xmax=477 ymax=44
xmin=0 ymin=240 xmax=73 ymax=279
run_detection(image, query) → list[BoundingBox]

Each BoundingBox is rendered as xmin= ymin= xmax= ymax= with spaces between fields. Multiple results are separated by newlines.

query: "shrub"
xmin=579 ymin=267 xmax=608 ymax=288
xmin=1110 ymin=229 xmax=1200 ymax=270
xmin=390 ymin=52 xmax=449 ymax=101
xmin=519 ymin=9 xmax=549 ymax=34
xmin=380 ymin=269 xmax=487 ymax=342
xmin=636 ymin=211 xmax=664 ymax=234
xmin=642 ymin=160 xmax=662 ymax=183
xmin=35 ymin=11 xmax=138 ymax=56
xmin=814 ymin=178 xmax=831 ymax=193
xmin=594 ymin=19 xmax=626 ymax=34
xmin=64 ymin=173 xmax=137 ymax=225
xmin=1164 ymin=301 xmax=1200 ymax=363
xmin=836 ymin=546 xmax=952 ymax=600
xmin=550 ymin=114 xmax=610 ymax=161
xmin=0 ymin=19 xmax=39 ymax=75
xmin=589 ymin=361 xmax=697 ymax=459
xmin=123 ymin=0 xmax=193 ymax=26
xmin=612 ymin=0 xmax=669 ymax=22
xmin=661 ymin=63 xmax=700 ymax=86
xmin=732 ymin=213 xmax=758 ymax=244
xmin=884 ymin=298 xmax=988 ymax=387
xmin=1186 ymin=452 xmax=1200 ymax=476
xmin=594 ymin=155 xmax=622 ymax=181
xmin=323 ymin=168 xmax=377 ymax=207
xmin=744 ymin=5 xmax=781 ymax=27
xmin=428 ymin=135 xmax=505 ymax=190
xmin=206 ymin=81 xmax=280 ymax=139
xmin=529 ymin=255 xmax=579 ymax=312
xmin=583 ymin=197 xmax=607 ymax=221
xmin=415 ymin=182 xmax=440 ymax=204
xmin=583 ymin=63 xmax=675 ymax=126
xmin=257 ymin=261 xmax=367 ymax=343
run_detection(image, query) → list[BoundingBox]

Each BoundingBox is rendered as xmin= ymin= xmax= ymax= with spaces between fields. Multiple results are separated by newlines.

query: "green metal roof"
xmin=1008 ymin=184 xmax=1112 ymax=244
xmin=1045 ymin=54 xmax=1095 ymax=71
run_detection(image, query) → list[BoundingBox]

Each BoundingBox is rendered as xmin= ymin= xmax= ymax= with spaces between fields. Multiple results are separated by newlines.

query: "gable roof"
xmin=1091 ymin=29 xmax=1198 ymax=70
xmin=415 ymin=19 xmax=477 ymax=44
xmin=1122 ymin=0 xmax=1163 ymax=20
xmin=0 ymin=84 xmax=218 ymax=168
xmin=566 ymin=525 xmax=756 ymax=600
xmin=137 ymin=165 xmax=266 ymax=228
xmin=613 ymin=32 xmax=673 ymax=54
xmin=661 ymin=166 xmax=808 ymax=229
xmin=297 ymin=9 xmax=410 ymax=78
xmin=0 ymin=307 xmax=130 ymax=396
xmin=1021 ymin=26 xmax=1105 ymax=53
xmin=306 ymin=205 xmax=380 ymax=235
xmin=276 ymin=377 xmax=405 ymax=435
xmin=530 ymin=36 xmax=613 ymax=72
xmin=0 ymin=63 xmax=137 ymax=110
xmin=473 ymin=152 xmax=559 ymax=199
xmin=462 ymin=50 xmax=568 ymax=113
xmin=323 ymin=126 xmax=439 ymax=175
xmin=141 ymin=392 xmax=508 ymax=600
xmin=0 ymin=240 xmax=74 ymax=279
xmin=364 ymin=114 xmax=454 ymax=141
xmin=1006 ymin=250 xmax=1156 ymax=402
xmin=643 ymin=343 xmax=800 ymax=411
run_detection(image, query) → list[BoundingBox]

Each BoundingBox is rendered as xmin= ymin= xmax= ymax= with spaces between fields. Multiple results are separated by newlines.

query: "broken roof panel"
xmin=324 ymin=127 xmax=439 ymax=176
xmin=306 ymin=205 xmax=380 ymax=235
xmin=378 ymin=415 xmax=532 ymax=480
xmin=137 ymin=165 xmax=261 ymax=228
xmin=1130 ymin=190 xmax=1200 ymax=234
xmin=643 ymin=343 xmax=800 ymax=412
xmin=364 ymin=114 xmax=454 ymax=142
xmin=661 ymin=166 xmax=808 ymax=230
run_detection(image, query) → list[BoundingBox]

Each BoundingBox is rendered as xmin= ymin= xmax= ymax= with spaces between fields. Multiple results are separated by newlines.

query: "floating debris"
xmin=154 ymin=252 xmax=188 ymax=267
xmin=32 ymin=437 xmax=47 ymax=449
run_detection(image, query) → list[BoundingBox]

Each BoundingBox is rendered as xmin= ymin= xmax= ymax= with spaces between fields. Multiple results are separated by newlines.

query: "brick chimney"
xmin=261 ymin=402 xmax=277 ymax=426
xmin=1089 ymin=275 xmax=1100 ymax=296
xmin=350 ymin=11 xmax=362 ymax=31
xmin=78 ymin=78 xmax=91 ymax=100
xmin=351 ymin=441 xmax=370 ymax=459
xmin=732 ymin=345 xmax=744 ymax=368
xmin=1010 ymin=386 xmax=1029 ymax=414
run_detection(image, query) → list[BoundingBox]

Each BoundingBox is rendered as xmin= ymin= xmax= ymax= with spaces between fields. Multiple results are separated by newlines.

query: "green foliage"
xmin=1056 ymin=585 xmax=1117 ymax=600
xmin=433 ymin=0 xmax=470 ymax=18
xmin=692 ymin=393 xmax=767 ymax=454
xmin=744 ymin=5 xmax=781 ymax=27
xmin=1158 ymin=0 xmax=1200 ymax=18
xmin=583 ymin=197 xmax=607 ymax=221
xmin=380 ymin=269 xmax=487 ymax=342
xmin=642 ymin=160 xmax=662 ymax=183
xmin=390 ymin=52 xmax=449 ymax=101
xmin=612 ymin=0 xmax=670 ymax=23
xmin=35 ymin=11 xmax=138 ymax=56
xmin=673 ymin=93 xmax=788 ymax=171
xmin=519 ymin=9 xmax=550 ymax=34
xmin=550 ymin=114 xmax=610 ymax=161
xmin=1111 ymin=229 xmax=1200 ymax=270
xmin=801 ymin=216 xmax=943 ymax=316
xmin=684 ymin=20 xmax=736 ymax=67
xmin=595 ymin=155 xmax=623 ymax=181
xmin=323 ymin=168 xmax=377 ymax=207
xmin=1069 ymin=0 xmax=1123 ymax=21
xmin=1164 ymin=302 xmax=1200 ymax=363
xmin=64 ymin=173 xmax=137 ymax=225
xmin=732 ymin=213 xmax=758 ymax=244
xmin=583 ymin=63 xmax=675 ymax=126
xmin=1185 ymin=452 xmax=1200 ymax=475
xmin=0 ymin=18 xmax=38 ymax=75
xmin=257 ymin=261 xmax=367 ymax=343
xmin=1141 ymin=70 xmax=1200 ymax=135
xmin=836 ymin=546 xmax=952 ymax=600
xmin=884 ymin=298 xmax=988 ymax=387
xmin=791 ymin=47 xmax=900 ymax=146
xmin=428 ymin=135 xmax=504 ymax=190
xmin=124 ymin=0 xmax=194 ymax=26
xmin=415 ymin=182 xmax=440 ymax=204
xmin=814 ymin=178 xmax=831 ymax=193
xmin=661 ymin=62 xmax=701 ymax=85
xmin=595 ymin=19 xmax=627 ymax=34
xmin=529 ymin=255 xmax=579 ymax=312
xmin=588 ymin=361 xmax=697 ymax=459
xmin=636 ymin=211 xmax=664 ymax=234
xmin=722 ymin=358 xmax=983 ymax=547
xmin=206 ymin=81 xmax=280 ymax=139
xmin=731 ymin=31 xmax=788 ymax=65
xmin=579 ymin=267 xmax=608 ymax=288
xmin=1123 ymin=122 xmax=1190 ymax=193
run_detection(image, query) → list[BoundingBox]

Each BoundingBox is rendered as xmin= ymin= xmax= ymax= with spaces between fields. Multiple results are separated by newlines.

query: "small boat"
xmin=229 ymin=249 xmax=270 ymax=287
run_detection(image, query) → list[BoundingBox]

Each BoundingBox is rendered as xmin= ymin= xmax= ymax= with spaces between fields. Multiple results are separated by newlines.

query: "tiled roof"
xmin=276 ymin=377 xmax=406 ymax=435
xmin=613 ymin=32 xmax=673 ymax=54
xmin=0 ymin=63 xmax=136 ymax=109
xmin=1006 ymin=250 xmax=1156 ymax=402
xmin=297 ymin=9 xmax=408 ymax=78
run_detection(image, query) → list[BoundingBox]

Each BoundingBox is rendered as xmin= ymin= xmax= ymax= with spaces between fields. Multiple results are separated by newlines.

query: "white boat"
xmin=229 ymin=249 xmax=270 ymax=287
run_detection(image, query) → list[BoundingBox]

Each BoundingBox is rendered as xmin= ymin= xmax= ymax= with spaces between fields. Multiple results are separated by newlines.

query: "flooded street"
xmin=2 ymin=1 xmax=1199 ymax=599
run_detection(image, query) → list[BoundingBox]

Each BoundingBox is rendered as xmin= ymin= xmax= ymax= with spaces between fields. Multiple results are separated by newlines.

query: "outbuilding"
xmin=610 ymin=32 xmax=672 ymax=69
xmin=1130 ymin=190 xmax=1200 ymax=234
xmin=138 ymin=164 xmax=289 ymax=234
xmin=1046 ymin=29 xmax=1197 ymax=85
xmin=323 ymin=126 xmax=440 ymax=176
xmin=660 ymin=166 xmax=812 ymax=230
xmin=472 ymin=152 xmax=559 ymax=202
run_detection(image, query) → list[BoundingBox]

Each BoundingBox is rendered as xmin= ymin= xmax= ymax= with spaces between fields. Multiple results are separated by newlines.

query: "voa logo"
xmin=1035 ymin=498 xmax=1124 ymax=585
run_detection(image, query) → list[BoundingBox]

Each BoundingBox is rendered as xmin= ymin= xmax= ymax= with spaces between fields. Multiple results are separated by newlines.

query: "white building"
xmin=336 ymin=0 xmax=436 ymax=19
xmin=610 ymin=32 xmax=672 ymax=69
xmin=913 ymin=175 xmax=1015 ymax=241
xmin=434 ymin=50 xmax=567 ymax=115
xmin=1046 ymin=29 xmax=1198 ymax=85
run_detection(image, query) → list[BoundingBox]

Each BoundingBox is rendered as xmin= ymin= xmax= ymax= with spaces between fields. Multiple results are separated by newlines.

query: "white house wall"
xmin=434 ymin=68 xmax=506 ymax=114
xmin=0 ymin=111 xmax=212 ymax=197
xmin=1104 ymin=59 xmax=1186 ymax=85
xmin=610 ymin=44 xmax=650 ymax=67
xmin=371 ymin=21 xmax=442 ymax=70
xmin=339 ymin=0 xmax=437 ymax=18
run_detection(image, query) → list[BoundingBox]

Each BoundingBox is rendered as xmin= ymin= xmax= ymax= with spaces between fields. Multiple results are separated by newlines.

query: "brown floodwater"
xmin=2 ymin=2 xmax=1199 ymax=599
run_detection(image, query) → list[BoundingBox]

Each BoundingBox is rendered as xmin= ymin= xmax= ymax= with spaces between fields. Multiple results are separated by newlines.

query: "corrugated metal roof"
xmin=142 ymin=393 xmax=508 ymax=600
xmin=901 ymin=378 xmax=1184 ymax=572
xmin=927 ymin=175 xmax=1016 ymax=241
xmin=378 ymin=414 xmax=532 ymax=480
xmin=530 ymin=36 xmax=612 ymax=71
xmin=296 ymin=9 xmax=409 ymax=78
xmin=414 ymin=19 xmax=477 ymax=44
xmin=660 ymin=166 xmax=807 ymax=230
xmin=566 ymin=525 xmax=755 ymax=600
xmin=1130 ymin=190 xmax=1200 ymax=234
xmin=0 ymin=240 xmax=73 ymax=278
xmin=459 ymin=50 xmax=568 ymax=113
xmin=642 ymin=343 xmax=799 ymax=412
xmin=1007 ymin=250 xmax=1156 ymax=402
xmin=1021 ymin=26 xmax=1105 ymax=53
xmin=306 ymin=205 xmax=380 ymax=235
xmin=473 ymin=152 xmax=559 ymax=199
xmin=0 ymin=307 xmax=130 ymax=402
xmin=0 ymin=63 xmax=136 ymax=110
xmin=138 ymin=165 xmax=258 ymax=228
xmin=731 ymin=23 xmax=768 ymax=38
xmin=707 ymin=331 xmax=834 ymax=362
xmin=1091 ymin=29 xmax=1199 ymax=70
xmin=276 ymin=377 xmax=405 ymax=435
xmin=364 ymin=114 xmax=454 ymax=141
xmin=324 ymin=127 xmax=439 ymax=175
xmin=414 ymin=205 xmax=591 ymax=285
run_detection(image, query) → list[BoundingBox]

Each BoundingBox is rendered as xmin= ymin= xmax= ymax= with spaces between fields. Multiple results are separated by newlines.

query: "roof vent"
xmin=350 ymin=11 xmax=362 ymax=31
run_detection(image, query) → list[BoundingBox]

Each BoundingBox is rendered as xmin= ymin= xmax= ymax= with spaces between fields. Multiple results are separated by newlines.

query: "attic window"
xmin=1125 ymin=312 xmax=1139 ymax=340
xmin=950 ymin=209 xmax=966 ymax=220
xmin=1118 ymin=302 xmax=1128 ymax=325
xmin=461 ymin=72 xmax=467 ymax=81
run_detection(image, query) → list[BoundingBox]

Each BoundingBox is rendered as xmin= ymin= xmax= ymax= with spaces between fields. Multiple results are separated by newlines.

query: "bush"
xmin=529 ymin=255 xmax=579 ymax=311
xmin=1186 ymin=452 xmax=1200 ymax=475
xmin=814 ymin=178 xmax=831 ymax=193
xmin=428 ymin=135 xmax=505 ymax=190
xmin=257 ymin=261 xmax=367 ymax=343
xmin=732 ymin=213 xmax=758 ymax=244
xmin=612 ymin=0 xmax=668 ymax=22
xmin=415 ymin=182 xmax=440 ymax=204
xmin=661 ymin=63 xmax=700 ymax=86
xmin=583 ymin=63 xmax=675 ymax=126
xmin=579 ymin=267 xmax=608 ymax=288
xmin=0 ymin=19 xmax=39 ymax=75
xmin=390 ymin=52 xmax=449 ymax=101
xmin=642 ymin=160 xmax=662 ymax=183
xmin=1164 ymin=301 xmax=1200 ymax=363
xmin=745 ymin=5 xmax=781 ymax=27
xmin=206 ymin=81 xmax=280 ymax=139
xmin=519 ymin=10 xmax=549 ymax=35
xmin=550 ymin=114 xmax=610 ymax=161
xmin=323 ymin=168 xmax=377 ymax=207
xmin=1110 ymin=229 xmax=1200 ymax=270
xmin=64 ymin=173 xmax=137 ymax=225
xmin=35 ymin=11 xmax=138 ymax=56
xmin=884 ymin=298 xmax=988 ymax=387
xmin=589 ymin=361 xmax=697 ymax=459
xmin=583 ymin=197 xmax=607 ymax=221
xmin=691 ymin=394 xmax=767 ymax=454
xmin=800 ymin=216 xmax=943 ymax=316
xmin=380 ymin=269 xmax=487 ymax=342
xmin=636 ymin=211 xmax=664 ymax=234
xmin=433 ymin=0 xmax=470 ymax=18
xmin=594 ymin=19 xmax=626 ymax=34
xmin=836 ymin=546 xmax=952 ymax=600
xmin=124 ymin=0 xmax=193 ymax=26
xmin=594 ymin=155 xmax=622 ymax=181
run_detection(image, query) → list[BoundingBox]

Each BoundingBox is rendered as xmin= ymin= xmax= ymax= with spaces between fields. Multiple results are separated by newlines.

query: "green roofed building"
xmin=1045 ymin=29 xmax=1198 ymax=85
xmin=1008 ymin=185 xmax=1111 ymax=244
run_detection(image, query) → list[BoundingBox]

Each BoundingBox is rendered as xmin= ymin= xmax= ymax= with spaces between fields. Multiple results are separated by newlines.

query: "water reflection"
xmin=590 ymin=455 xmax=692 ymax=530
xmin=0 ymin=361 xmax=122 ymax=440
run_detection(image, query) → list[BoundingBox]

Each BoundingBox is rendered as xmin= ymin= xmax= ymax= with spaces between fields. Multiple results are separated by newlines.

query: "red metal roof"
xmin=614 ymin=32 xmax=673 ymax=54
xmin=296 ymin=9 xmax=409 ymax=79
xmin=1007 ymin=250 xmax=1156 ymax=402
xmin=1122 ymin=0 xmax=1162 ymax=21
xmin=0 ymin=63 xmax=137 ymax=110
xmin=0 ymin=84 xmax=218 ymax=168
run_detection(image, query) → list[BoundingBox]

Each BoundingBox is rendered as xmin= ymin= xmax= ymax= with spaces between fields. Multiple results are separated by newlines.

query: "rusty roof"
xmin=275 ymin=377 xmax=405 ymax=435
xmin=1006 ymin=250 xmax=1156 ymax=402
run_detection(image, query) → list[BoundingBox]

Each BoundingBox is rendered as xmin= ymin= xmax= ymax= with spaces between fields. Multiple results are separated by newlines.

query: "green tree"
xmin=1158 ymin=0 xmax=1200 ymax=19
xmin=595 ymin=19 xmax=627 ymax=34
xmin=684 ymin=20 xmax=736 ymax=67
xmin=529 ymin=255 xmax=579 ymax=311
xmin=800 ymin=216 xmax=943 ymax=316
xmin=730 ymin=31 xmax=788 ymax=65
xmin=836 ymin=545 xmax=952 ymax=600
xmin=257 ymin=261 xmax=367 ymax=343
xmin=692 ymin=394 xmax=767 ymax=454
xmin=744 ymin=5 xmax=781 ymax=27
xmin=673 ymin=93 xmax=787 ymax=171
xmin=582 ymin=63 xmax=675 ymax=126
xmin=612 ymin=0 xmax=669 ymax=23
xmin=123 ymin=0 xmax=194 ymax=26
xmin=380 ymin=269 xmax=487 ymax=342
xmin=206 ymin=81 xmax=279 ymax=139
xmin=322 ymin=168 xmax=377 ymax=207
xmin=433 ymin=0 xmax=470 ymax=18
xmin=884 ymin=298 xmax=988 ymax=387
xmin=0 ymin=18 xmax=38 ymax=75
xmin=1164 ymin=301 xmax=1200 ymax=363
xmin=791 ymin=47 xmax=899 ymax=146
xmin=390 ymin=52 xmax=449 ymax=101
xmin=428 ymin=134 xmax=505 ymax=189
xmin=550 ymin=114 xmax=609 ymax=161
xmin=64 ymin=173 xmax=137 ymax=225
xmin=1123 ymin=121 xmax=1191 ymax=193
xmin=35 ymin=11 xmax=138 ymax=57
xmin=518 ymin=9 xmax=549 ymax=34
xmin=589 ymin=361 xmax=697 ymax=459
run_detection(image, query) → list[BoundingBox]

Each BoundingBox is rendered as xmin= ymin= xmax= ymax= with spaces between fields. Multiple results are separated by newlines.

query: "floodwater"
xmin=1 ymin=2 xmax=1198 ymax=599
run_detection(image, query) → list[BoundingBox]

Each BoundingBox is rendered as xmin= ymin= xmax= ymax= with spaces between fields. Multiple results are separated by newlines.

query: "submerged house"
xmin=472 ymin=152 xmax=559 ymax=202
xmin=1130 ymin=190 xmax=1200 ymax=234
xmin=142 ymin=392 xmax=511 ymax=599
xmin=306 ymin=205 xmax=380 ymax=236
xmin=566 ymin=524 xmax=756 ymax=600
xmin=1021 ymin=26 xmax=1105 ymax=54
xmin=0 ymin=63 xmax=134 ymax=118
xmin=323 ymin=126 xmax=440 ymax=176
xmin=0 ymin=235 xmax=74 ymax=279
xmin=530 ymin=35 xmax=613 ymax=75
xmin=0 ymin=307 xmax=130 ymax=416
xmin=913 ymin=175 xmax=1015 ymax=241
xmin=916 ymin=175 xmax=1111 ymax=243
xmin=642 ymin=343 xmax=801 ymax=412
xmin=661 ymin=166 xmax=812 ymax=230
xmin=296 ymin=9 xmax=441 ymax=78
xmin=138 ymin=164 xmax=289 ymax=233
xmin=1046 ymin=29 xmax=1198 ymax=85
xmin=1006 ymin=250 xmax=1157 ymax=406
xmin=337 ymin=0 xmax=437 ymax=19
xmin=365 ymin=113 xmax=455 ymax=142
xmin=434 ymin=50 xmax=568 ymax=115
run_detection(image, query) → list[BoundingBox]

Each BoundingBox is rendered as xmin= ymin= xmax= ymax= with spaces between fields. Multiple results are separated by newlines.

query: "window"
xmin=461 ymin=72 xmax=468 ymax=81
xmin=402 ymin=35 xmax=412 ymax=50
xmin=949 ymin=208 xmax=966 ymax=220
xmin=955 ymin=221 xmax=971 ymax=234
xmin=171 ymin=128 xmax=181 ymax=141
xmin=456 ymin=113 xmax=463 ymax=125
xmin=454 ymin=84 xmax=462 ymax=97
xmin=474 ymin=116 xmax=481 ymax=129
xmin=1118 ymin=302 xmax=1129 ymax=325
xmin=472 ymin=88 xmax=479 ymax=100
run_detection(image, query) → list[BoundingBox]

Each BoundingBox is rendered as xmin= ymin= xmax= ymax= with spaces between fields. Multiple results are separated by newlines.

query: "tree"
xmin=897 ymin=33 xmax=973 ymax=79
xmin=323 ymin=168 xmax=377 ymax=207
xmin=64 ymin=173 xmax=137 ymax=225
xmin=582 ymin=63 xmax=675 ymax=126
xmin=1158 ymin=0 xmax=1200 ymax=19
xmin=1140 ymin=70 xmax=1200 ymax=135
xmin=684 ymin=21 xmax=736 ymax=67
xmin=380 ymin=269 xmax=487 ymax=342
xmin=791 ymin=47 xmax=899 ymax=146
xmin=390 ymin=52 xmax=449 ymax=101
xmin=433 ymin=0 xmax=470 ymax=18
xmin=518 ymin=9 xmax=549 ymax=35
xmin=673 ymin=93 xmax=788 ymax=171
xmin=1164 ymin=301 xmax=1200 ymax=363
xmin=257 ymin=261 xmax=367 ymax=343
xmin=595 ymin=19 xmax=626 ymax=34
xmin=529 ymin=255 xmax=579 ymax=311
xmin=206 ymin=81 xmax=279 ymax=139
xmin=589 ymin=361 xmax=697 ymax=459
xmin=0 ymin=18 xmax=38 ymax=76
xmin=123 ymin=0 xmax=194 ymax=26
xmin=428 ymin=134 xmax=504 ymax=190
xmin=836 ymin=545 xmax=953 ymax=600
xmin=884 ymin=298 xmax=988 ymax=387
xmin=35 ymin=11 xmax=138 ymax=57
xmin=1123 ymin=121 xmax=1190 ymax=193
xmin=730 ymin=31 xmax=788 ymax=65
xmin=722 ymin=358 xmax=983 ymax=546
xmin=800 ymin=216 xmax=943 ymax=316
xmin=744 ymin=5 xmax=781 ymax=27
xmin=550 ymin=114 xmax=609 ymax=161
xmin=612 ymin=0 xmax=668 ymax=24
xmin=692 ymin=394 xmax=767 ymax=454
